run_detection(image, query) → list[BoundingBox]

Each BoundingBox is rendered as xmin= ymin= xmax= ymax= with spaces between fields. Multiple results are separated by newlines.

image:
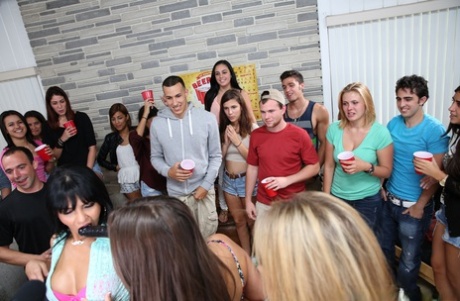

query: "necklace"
xmin=288 ymin=100 xmax=308 ymax=122
xmin=71 ymin=239 xmax=85 ymax=246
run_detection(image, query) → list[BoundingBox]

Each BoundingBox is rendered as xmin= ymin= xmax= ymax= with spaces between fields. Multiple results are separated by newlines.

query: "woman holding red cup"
xmin=44 ymin=86 xmax=99 ymax=175
xmin=0 ymin=110 xmax=52 ymax=183
xmin=323 ymin=82 xmax=393 ymax=233
xmin=413 ymin=85 xmax=460 ymax=301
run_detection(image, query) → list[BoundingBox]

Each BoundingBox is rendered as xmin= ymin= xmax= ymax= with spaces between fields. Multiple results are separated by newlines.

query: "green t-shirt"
xmin=326 ymin=121 xmax=392 ymax=200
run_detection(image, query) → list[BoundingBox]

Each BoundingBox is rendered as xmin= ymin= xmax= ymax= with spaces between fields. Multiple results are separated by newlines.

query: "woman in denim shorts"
xmin=414 ymin=85 xmax=460 ymax=300
xmin=219 ymin=89 xmax=258 ymax=254
xmin=98 ymin=103 xmax=141 ymax=202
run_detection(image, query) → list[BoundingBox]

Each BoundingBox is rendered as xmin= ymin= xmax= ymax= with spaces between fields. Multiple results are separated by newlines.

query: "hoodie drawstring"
xmin=188 ymin=109 xmax=193 ymax=136
xmin=167 ymin=118 xmax=173 ymax=138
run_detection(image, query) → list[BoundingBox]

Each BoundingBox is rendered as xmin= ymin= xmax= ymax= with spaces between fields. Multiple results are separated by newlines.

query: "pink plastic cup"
xmin=141 ymin=90 xmax=155 ymax=108
xmin=180 ymin=159 xmax=195 ymax=172
xmin=413 ymin=151 xmax=433 ymax=175
xmin=141 ymin=90 xmax=154 ymax=101
xmin=337 ymin=151 xmax=355 ymax=172
xmin=35 ymin=144 xmax=52 ymax=161
xmin=261 ymin=178 xmax=278 ymax=198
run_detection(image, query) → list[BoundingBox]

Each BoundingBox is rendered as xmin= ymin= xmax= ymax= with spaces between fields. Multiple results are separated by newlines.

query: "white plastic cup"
xmin=180 ymin=159 xmax=195 ymax=172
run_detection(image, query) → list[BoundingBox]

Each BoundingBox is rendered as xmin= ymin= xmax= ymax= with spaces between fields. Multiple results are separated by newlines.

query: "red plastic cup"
xmin=413 ymin=151 xmax=433 ymax=175
xmin=63 ymin=120 xmax=75 ymax=128
xmin=261 ymin=178 xmax=278 ymax=198
xmin=141 ymin=90 xmax=154 ymax=101
xmin=63 ymin=120 xmax=77 ymax=134
xmin=180 ymin=159 xmax=195 ymax=172
xmin=141 ymin=90 xmax=155 ymax=108
xmin=337 ymin=151 xmax=355 ymax=172
xmin=35 ymin=144 xmax=52 ymax=161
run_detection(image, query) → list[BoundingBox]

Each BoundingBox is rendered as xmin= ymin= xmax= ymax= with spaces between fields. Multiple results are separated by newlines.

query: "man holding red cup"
xmin=245 ymin=89 xmax=319 ymax=220
xmin=379 ymin=75 xmax=448 ymax=301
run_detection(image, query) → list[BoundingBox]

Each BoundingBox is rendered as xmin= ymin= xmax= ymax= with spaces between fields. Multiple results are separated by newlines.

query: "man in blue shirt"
xmin=380 ymin=75 xmax=448 ymax=301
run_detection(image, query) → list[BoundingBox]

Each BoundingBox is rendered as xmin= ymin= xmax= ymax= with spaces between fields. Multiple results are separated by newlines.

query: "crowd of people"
xmin=0 ymin=61 xmax=458 ymax=301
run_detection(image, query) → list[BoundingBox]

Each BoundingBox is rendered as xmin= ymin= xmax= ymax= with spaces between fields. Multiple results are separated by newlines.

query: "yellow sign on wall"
xmin=180 ymin=63 xmax=260 ymax=120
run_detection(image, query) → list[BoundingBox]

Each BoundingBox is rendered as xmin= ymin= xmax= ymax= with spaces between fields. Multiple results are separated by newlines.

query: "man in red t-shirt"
xmin=245 ymin=89 xmax=319 ymax=220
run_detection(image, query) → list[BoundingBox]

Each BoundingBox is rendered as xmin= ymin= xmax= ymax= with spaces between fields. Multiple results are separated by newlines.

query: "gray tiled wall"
xmin=17 ymin=0 xmax=322 ymax=142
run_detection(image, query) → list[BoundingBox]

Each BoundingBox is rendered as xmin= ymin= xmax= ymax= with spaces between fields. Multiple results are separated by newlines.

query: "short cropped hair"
xmin=280 ymin=70 xmax=304 ymax=84
xmin=395 ymin=74 xmax=429 ymax=99
xmin=162 ymin=75 xmax=186 ymax=88
xmin=2 ymin=146 xmax=34 ymax=164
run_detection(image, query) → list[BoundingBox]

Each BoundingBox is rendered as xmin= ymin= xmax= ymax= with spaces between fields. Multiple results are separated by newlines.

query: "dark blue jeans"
xmin=336 ymin=192 xmax=383 ymax=233
xmin=378 ymin=199 xmax=433 ymax=301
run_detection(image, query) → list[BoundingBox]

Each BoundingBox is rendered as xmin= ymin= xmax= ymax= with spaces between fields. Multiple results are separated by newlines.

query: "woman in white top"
xmin=97 ymin=103 xmax=141 ymax=202
xmin=219 ymin=89 xmax=258 ymax=254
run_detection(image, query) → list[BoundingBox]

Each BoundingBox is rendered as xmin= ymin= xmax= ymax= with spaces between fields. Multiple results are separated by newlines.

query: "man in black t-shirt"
xmin=0 ymin=147 xmax=53 ymax=266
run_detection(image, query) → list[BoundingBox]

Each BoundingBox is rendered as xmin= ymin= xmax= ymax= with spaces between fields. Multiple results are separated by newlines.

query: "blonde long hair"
xmin=338 ymin=82 xmax=376 ymax=128
xmin=253 ymin=192 xmax=396 ymax=301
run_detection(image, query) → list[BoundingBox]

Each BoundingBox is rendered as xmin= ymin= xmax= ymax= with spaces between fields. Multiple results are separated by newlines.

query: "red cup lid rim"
xmin=337 ymin=151 xmax=354 ymax=160
xmin=35 ymin=145 xmax=47 ymax=151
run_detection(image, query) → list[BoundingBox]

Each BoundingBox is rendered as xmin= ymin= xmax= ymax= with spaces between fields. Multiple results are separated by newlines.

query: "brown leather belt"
xmin=224 ymin=169 xmax=246 ymax=179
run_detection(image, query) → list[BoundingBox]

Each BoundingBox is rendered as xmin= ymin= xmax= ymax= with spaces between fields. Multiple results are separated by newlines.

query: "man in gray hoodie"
xmin=150 ymin=75 xmax=222 ymax=238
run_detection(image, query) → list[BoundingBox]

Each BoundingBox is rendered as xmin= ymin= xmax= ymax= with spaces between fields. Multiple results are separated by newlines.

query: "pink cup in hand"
xmin=180 ymin=159 xmax=195 ymax=173
xmin=142 ymin=90 xmax=154 ymax=101
xmin=141 ymin=90 xmax=155 ymax=108
xmin=337 ymin=151 xmax=355 ymax=172
xmin=35 ymin=144 xmax=52 ymax=161
xmin=413 ymin=151 xmax=433 ymax=175
xmin=261 ymin=178 xmax=278 ymax=198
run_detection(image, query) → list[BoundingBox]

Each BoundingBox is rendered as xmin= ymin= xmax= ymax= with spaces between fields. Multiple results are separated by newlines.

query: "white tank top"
xmin=116 ymin=144 xmax=140 ymax=184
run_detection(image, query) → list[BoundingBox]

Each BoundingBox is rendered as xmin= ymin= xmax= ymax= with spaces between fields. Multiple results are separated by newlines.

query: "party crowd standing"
xmin=0 ymin=69 xmax=456 ymax=301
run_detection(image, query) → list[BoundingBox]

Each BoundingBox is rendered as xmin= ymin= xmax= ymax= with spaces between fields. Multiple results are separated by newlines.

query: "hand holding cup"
xmin=413 ymin=151 xmax=438 ymax=176
xmin=180 ymin=159 xmax=195 ymax=173
xmin=141 ymin=90 xmax=155 ymax=108
xmin=413 ymin=151 xmax=433 ymax=175
xmin=168 ymin=162 xmax=193 ymax=182
xmin=63 ymin=120 xmax=77 ymax=135
xmin=35 ymin=145 xmax=52 ymax=161
xmin=261 ymin=177 xmax=278 ymax=197
xmin=337 ymin=151 xmax=355 ymax=173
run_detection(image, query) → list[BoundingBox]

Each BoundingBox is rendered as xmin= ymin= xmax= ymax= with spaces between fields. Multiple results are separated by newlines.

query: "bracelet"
xmin=235 ymin=140 xmax=242 ymax=147
xmin=142 ymin=116 xmax=148 ymax=120
xmin=56 ymin=138 xmax=64 ymax=148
